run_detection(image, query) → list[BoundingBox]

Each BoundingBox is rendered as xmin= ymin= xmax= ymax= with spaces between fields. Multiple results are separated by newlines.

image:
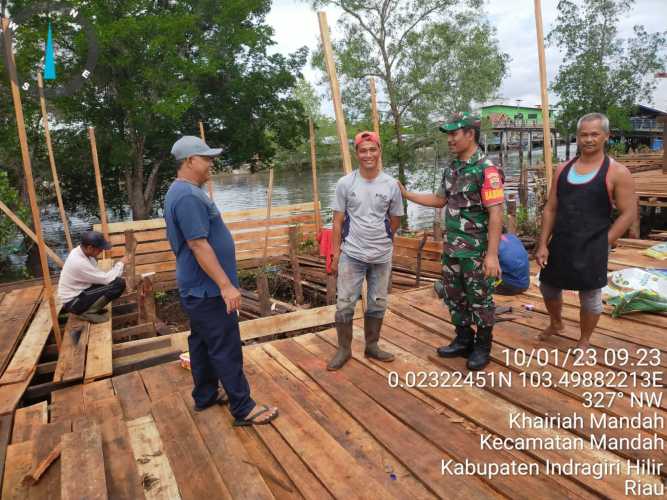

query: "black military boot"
xmin=327 ymin=322 xmax=353 ymax=370
xmin=467 ymin=326 xmax=493 ymax=371
xmin=436 ymin=326 xmax=474 ymax=358
xmin=363 ymin=315 xmax=394 ymax=362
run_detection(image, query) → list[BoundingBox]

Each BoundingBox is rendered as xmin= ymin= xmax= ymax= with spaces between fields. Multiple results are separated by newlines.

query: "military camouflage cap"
xmin=439 ymin=111 xmax=481 ymax=132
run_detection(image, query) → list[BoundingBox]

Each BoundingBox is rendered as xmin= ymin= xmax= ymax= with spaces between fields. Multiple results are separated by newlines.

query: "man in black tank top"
xmin=536 ymin=113 xmax=637 ymax=349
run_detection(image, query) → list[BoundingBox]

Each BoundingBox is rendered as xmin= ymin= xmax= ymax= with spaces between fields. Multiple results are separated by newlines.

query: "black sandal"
xmin=194 ymin=394 xmax=229 ymax=412
xmin=233 ymin=404 xmax=279 ymax=426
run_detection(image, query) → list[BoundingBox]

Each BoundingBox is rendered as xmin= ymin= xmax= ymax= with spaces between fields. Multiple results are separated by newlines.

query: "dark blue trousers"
xmin=180 ymin=295 xmax=255 ymax=419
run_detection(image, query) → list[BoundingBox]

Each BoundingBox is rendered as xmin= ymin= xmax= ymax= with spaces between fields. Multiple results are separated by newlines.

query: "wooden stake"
xmin=534 ymin=0 xmax=553 ymax=190
xmin=199 ymin=120 xmax=214 ymax=199
xmin=262 ymin=169 xmax=274 ymax=262
xmin=257 ymin=168 xmax=274 ymax=316
xmin=2 ymin=16 xmax=62 ymax=350
xmin=0 ymin=200 xmax=63 ymax=267
xmin=138 ymin=273 xmax=157 ymax=328
xmin=37 ymin=73 xmax=72 ymax=251
xmin=88 ymin=127 xmax=109 ymax=242
xmin=318 ymin=11 xmax=352 ymax=174
xmin=124 ymin=230 xmax=137 ymax=290
xmin=308 ymin=118 xmax=321 ymax=234
xmin=369 ymin=78 xmax=383 ymax=169
xmin=288 ymin=226 xmax=304 ymax=305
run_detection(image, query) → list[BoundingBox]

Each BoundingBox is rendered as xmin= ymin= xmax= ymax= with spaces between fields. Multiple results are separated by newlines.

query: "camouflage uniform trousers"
xmin=441 ymin=253 xmax=496 ymax=328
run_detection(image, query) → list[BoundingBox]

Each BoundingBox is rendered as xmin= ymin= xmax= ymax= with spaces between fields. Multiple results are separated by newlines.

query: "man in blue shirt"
xmin=164 ymin=136 xmax=278 ymax=426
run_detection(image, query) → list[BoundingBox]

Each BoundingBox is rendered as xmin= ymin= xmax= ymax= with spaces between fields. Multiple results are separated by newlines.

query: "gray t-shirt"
xmin=331 ymin=170 xmax=404 ymax=263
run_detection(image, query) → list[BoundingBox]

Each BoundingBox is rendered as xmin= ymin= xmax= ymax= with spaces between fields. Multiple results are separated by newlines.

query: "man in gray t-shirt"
xmin=328 ymin=131 xmax=404 ymax=370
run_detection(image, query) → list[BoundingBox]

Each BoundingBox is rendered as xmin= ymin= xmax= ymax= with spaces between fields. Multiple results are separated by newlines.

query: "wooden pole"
xmin=88 ymin=127 xmax=109 ymax=243
xmin=258 ymin=168 xmax=274 ymax=316
xmin=124 ymin=230 xmax=137 ymax=290
xmin=198 ymin=121 xmax=215 ymax=199
xmin=318 ymin=11 xmax=352 ymax=174
xmin=534 ymin=0 xmax=554 ymax=190
xmin=308 ymin=119 xmax=322 ymax=234
xmin=0 ymin=200 xmax=63 ymax=267
xmin=2 ymin=17 xmax=62 ymax=350
xmin=288 ymin=226 xmax=304 ymax=305
xmin=369 ymin=77 xmax=383 ymax=169
xmin=37 ymin=73 xmax=72 ymax=251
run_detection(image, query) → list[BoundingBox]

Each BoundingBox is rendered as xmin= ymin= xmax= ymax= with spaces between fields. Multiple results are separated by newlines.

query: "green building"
xmin=480 ymin=104 xmax=554 ymax=126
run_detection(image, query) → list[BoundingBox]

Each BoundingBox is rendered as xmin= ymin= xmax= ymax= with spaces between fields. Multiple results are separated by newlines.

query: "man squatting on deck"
xmin=58 ymin=230 xmax=128 ymax=324
xmin=164 ymin=136 xmax=278 ymax=425
xmin=401 ymin=112 xmax=504 ymax=371
xmin=327 ymin=131 xmax=404 ymax=370
xmin=536 ymin=112 xmax=637 ymax=349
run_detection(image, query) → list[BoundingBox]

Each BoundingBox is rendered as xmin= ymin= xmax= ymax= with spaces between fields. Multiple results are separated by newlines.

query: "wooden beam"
xmin=308 ymin=118 xmax=321 ymax=234
xmin=137 ymin=273 xmax=157 ymax=327
xmin=0 ymin=200 xmax=63 ymax=267
xmin=37 ymin=73 xmax=72 ymax=251
xmin=112 ymin=322 xmax=156 ymax=342
xmin=288 ymin=226 xmax=304 ymax=305
xmin=199 ymin=120 xmax=215 ymax=199
xmin=88 ymin=127 xmax=109 ymax=243
xmin=2 ymin=17 xmax=62 ymax=350
xmin=123 ymin=230 xmax=137 ymax=290
xmin=318 ymin=11 xmax=352 ymax=174
xmin=369 ymin=77 xmax=383 ymax=169
xmin=534 ymin=0 xmax=553 ymax=190
xmin=262 ymin=168 xmax=274 ymax=262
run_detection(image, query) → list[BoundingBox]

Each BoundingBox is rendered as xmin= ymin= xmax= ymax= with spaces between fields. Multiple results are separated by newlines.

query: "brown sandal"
xmin=233 ymin=404 xmax=279 ymax=426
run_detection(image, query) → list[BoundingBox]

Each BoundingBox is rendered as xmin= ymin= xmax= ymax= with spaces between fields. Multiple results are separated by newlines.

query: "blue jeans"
xmin=180 ymin=295 xmax=256 ymax=419
xmin=335 ymin=253 xmax=391 ymax=323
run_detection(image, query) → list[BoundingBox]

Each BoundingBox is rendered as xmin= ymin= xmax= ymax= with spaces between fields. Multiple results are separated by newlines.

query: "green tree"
xmin=310 ymin=0 xmax=508 ymax=184
xmin=548 ymin=0 xmax=666 ymax=134
xmin=0 ymin=169 xmax=29 ymax=276
xmin=1 ymin=0 xmax=308 ymax=220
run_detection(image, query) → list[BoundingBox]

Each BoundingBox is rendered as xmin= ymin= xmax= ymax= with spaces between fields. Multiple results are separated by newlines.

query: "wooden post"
xmin=528 ymin=130 xmax=533 ymax=160
xmin=519 ymin=163 xmax=528 ymax=208
xmin=534 ymin=0 xmax=554 ymax=190
xmin=88 ymin=127 xmax=109 ymax=243
xmin=124 ymin=230 xmax=137 ymax=290
xmin=318 ymin=11 xmax=352 ymax=174
xmin=37 ymin=73 xmax=72 ymax=251
xmin=308 ymin=119 xmax=321 ymax=234
xmin=0 ymin=200 xmax=63 ymax=267
xmin=138 ymin=274 xmax=157 ymax=329
xmin=2 ymin=17 xmax=62 ymax=350
xmin=288 ymin=226 xmax=304 ymax=305
xmin=257 ymin=168 xmax=274 ymax=316
xmin=369 ymin=77 xmax=383 ymax=169
xmin=507 ymin=194 xmax=518 ymax=234
xmin=658 ymin=116 xmax=667 ymax=174
xmin=198 ymin=121 xmax=215 ymax=199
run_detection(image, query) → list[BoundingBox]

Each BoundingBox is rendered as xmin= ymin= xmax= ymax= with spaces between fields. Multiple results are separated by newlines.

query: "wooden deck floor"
xmin=2 ymin=284 xmax=666 ymax=499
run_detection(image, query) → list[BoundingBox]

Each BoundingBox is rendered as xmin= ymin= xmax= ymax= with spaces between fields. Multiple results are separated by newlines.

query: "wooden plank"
xmin=0 ymin=287 xmax=42 ymax=376
xmin=126 ymin=416 xmax=181 ymax=500
xmin=180 ymin=389 xmax=273 ymax=500
xmin=0 ymin=414 xmax=12 ymax=495
xmin=112 ymin=371 xmax=152 ymax=420
xmin=99 ymin=417 xmax=145 ymax=499
xmin=11 ymin=401 xmax=47 ymax=443
xmin=0 ymin=371 xmax=36 ymax=417
xmin=1 ymin=440 xmax=33 ymax=500
xmin=53 ymin=315 xmax=90 ymax=383
xmin=50 ymin=385 xmax=85 ymax=423
xmin=0 ymin=298 xmax=63 ymax=385
xmin=85 ymin=313 xmax=113 ymax=383
xmin=83 ymin=379 xmax=115 ymax=405
xmin=61 ymin=423 xmax=108 ymax=500
xmin=244 ymin=359 xmax=400 ymax=499
xmin=27 ymin=420 xmax=71 ymax=498
xmin=150 ymin=395 xmax=232 ymax=499
xmin=140 ymin=364 xmax=178 ymax=402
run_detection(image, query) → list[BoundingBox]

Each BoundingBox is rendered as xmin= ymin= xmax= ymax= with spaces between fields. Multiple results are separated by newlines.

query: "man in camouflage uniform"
xmin=400 ymin=112 xmax=504 ymax=370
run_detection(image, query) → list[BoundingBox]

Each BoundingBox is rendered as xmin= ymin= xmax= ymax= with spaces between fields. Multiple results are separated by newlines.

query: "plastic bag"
xmin=645 ymin=242 xmax=667 ymax=260
xmin=602 ymin=268 xmax=667 ymax=317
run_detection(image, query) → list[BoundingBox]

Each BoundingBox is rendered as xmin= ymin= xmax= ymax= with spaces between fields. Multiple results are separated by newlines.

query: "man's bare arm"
xmin=331 ymin=211 xmax=345 ymax=274
xmin=483 ymin=204 xmax=503 ymax=278
xmin=608 ymin=164 xmax=637 ymax=245
xmin=187 ymin=238 xmax=241 ymax=312
xmin=390 ymin=215 xmax=401 ymax=235
xmin=536 ymin=172 xmax=560 ymax=268
xmin=398 ymin=181 xmax=447 ymax=208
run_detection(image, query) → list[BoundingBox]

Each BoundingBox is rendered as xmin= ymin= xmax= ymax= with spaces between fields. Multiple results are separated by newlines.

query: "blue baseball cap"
xmin=81 ymin=230 xmax=112 ymax=250
xmin=171 ymin=136 xmax=223 ymax=161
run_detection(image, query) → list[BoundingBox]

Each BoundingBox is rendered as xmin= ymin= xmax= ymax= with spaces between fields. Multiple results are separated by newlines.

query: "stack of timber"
xmin=94 ymin=201 xmax=320 ymax=290
xmin=616 ymin=152 xmax=664 ymax=173
xmin=2 ymin=264 xmax=666 ymax=498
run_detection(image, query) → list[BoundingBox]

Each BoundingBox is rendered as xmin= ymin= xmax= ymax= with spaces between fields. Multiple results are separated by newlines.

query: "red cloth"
xmin=317 ymin=228 xmax=334 ymax=273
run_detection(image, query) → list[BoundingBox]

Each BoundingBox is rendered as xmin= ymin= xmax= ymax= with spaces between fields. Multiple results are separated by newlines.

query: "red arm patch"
xmin=481 ymin=166 xmax=504 ymax=207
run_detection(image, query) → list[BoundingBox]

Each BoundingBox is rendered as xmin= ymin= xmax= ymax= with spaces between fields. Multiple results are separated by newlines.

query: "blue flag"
xmin=44 ymin=22 xmax=56 ymax=80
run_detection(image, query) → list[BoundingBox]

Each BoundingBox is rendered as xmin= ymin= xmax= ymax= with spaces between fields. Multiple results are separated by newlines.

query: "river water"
xmin=5 ymin=145 xmax=572 ymax=277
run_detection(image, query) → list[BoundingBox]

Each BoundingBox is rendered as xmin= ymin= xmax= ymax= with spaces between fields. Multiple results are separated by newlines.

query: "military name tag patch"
xmin=481 ymin=166 xmax=504 ymax=206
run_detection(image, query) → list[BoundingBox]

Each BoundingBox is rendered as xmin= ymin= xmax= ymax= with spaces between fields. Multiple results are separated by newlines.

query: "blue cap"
xmin=171 ymin=136 xmax=223 ymax=161
xmin=81 ymin=230 xmax=112 ymax=250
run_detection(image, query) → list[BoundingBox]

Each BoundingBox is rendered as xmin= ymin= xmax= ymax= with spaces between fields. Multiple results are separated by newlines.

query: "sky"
xmin=266 ymin=0 xmax=667 ymax=116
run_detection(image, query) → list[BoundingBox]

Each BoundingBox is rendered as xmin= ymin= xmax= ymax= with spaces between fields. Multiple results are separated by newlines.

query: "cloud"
xmin=267 ymin=0 xmax=667 ymax=114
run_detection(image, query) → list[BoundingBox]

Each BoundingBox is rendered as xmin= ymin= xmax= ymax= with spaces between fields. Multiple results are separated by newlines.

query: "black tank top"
xmin=539 ymin=155 xmax=612 ymax=290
